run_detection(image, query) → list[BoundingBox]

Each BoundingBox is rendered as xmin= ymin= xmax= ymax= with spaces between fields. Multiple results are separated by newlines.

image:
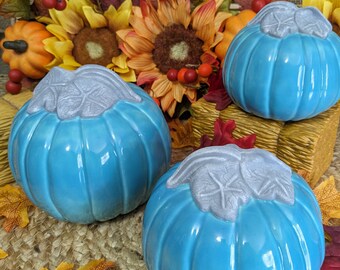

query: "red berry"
xmin=184 ymin=69 xmax=198 ymax=84
xmin=6 ymin=81 xmax=22 ymax=95
xmin=264 ymin=0 xmax=272 ymax=4
xmin=42 ymin=0 xmax=57 ymax=9
xmin=177 ymin=68 xmax=188 ymax=83
xmin=251 ymin=0 xmax=266 ymax=13
xmin=8 ymin=69 xmax=24 ymax=83
xmin=55 ymin=0 xmax=67 ymax=10
xmin=197 ymin=63 xmax=213 ymax=78
xmin=167 ymin=69 xmax=178 ymax=81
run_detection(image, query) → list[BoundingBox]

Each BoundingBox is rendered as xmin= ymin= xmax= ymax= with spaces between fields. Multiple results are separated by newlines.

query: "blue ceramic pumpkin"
xmin=8 ymin=65 xmax=171 ymax=224
xmin=143 ymin=145 xmax=325 ymax=270
xmin=223 ymin=2 xmax=340 ymax=121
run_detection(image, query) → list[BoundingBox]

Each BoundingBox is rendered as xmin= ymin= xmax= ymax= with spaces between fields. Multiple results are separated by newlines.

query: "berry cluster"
xmin=6 ymin=69 xmax=24 ymax=95
xmin=42 ymin=0 xmax=67 ymax=11
xmin=166 ymin=63 xmax=213 ymax=84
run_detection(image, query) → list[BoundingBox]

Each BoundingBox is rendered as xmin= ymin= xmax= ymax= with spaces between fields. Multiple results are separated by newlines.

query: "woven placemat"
xmin=0 ymin=73 xmax=339 ymax=269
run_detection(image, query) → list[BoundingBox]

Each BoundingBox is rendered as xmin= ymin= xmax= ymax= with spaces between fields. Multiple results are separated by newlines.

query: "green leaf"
xmin=0 ymin=0 xmax=32 ymax=20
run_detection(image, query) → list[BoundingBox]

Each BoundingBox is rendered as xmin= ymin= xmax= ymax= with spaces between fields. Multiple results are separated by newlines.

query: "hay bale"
xmin=0 ymin=90 xmax=32 ymax=186
xmin=191 ymin=98 xmax=340 ymax=187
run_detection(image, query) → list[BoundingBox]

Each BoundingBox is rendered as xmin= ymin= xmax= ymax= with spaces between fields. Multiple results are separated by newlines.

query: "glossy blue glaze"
xmin=8 ymin=84 xmax=171 ymax=224
xmin=223 ymin=24 xmax=340 ymax=121
xmin=143 ymin=163 xmax=325 ymax=270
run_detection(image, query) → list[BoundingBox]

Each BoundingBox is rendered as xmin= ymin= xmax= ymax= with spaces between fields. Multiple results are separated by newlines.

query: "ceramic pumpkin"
xmin=8 ymin=65 xmax=171 ymax=224
xmin=223 ymin=2 xmax=340 ymax=121
xmin=0 ymin=20 xmax=53 ymax=79
xmin=143 ymin=145 xmax=325 ymax=270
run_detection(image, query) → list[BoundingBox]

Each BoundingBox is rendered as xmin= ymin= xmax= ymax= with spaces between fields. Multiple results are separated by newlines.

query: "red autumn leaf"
xmin=203 ymin=69 xmax=232 ymax=111
xmin=198 ymin=118 xmax=256 ymax=149
xmin=322 ymin=226 xmax=340 ymax=270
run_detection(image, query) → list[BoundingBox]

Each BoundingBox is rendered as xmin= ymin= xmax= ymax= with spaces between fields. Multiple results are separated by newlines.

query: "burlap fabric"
xmin=0 ymin=74 xmax=339 ymax=269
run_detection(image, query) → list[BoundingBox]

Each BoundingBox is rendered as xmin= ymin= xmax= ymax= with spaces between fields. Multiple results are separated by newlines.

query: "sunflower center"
xmin=170 ymin=41 xmax=189 ymax=61
xmin=73 ymin=27 xmax=120 ymax=66
xmin=153 ymin=24 xmax=203 ymax=74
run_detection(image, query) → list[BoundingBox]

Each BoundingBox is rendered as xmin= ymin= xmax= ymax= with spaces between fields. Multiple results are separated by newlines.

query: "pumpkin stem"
xmin=3 ymin=40 xmax=28 ymax=54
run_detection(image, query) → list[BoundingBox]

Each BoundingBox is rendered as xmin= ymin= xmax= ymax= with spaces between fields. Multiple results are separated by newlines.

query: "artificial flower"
xmin=37 ymin=0 xmax=136 ymax=82
xmin=117 ymin=0 xmax=231 ymax=116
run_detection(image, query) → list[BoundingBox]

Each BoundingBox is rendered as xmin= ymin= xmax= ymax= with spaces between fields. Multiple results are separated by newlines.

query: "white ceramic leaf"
xmin=167 ymin=145 xmax=294 ymax=221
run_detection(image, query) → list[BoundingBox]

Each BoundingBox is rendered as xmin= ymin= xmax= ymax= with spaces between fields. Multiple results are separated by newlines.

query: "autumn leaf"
xmin=203 ymin=69 xmax=232 ymax=111
xmin=0 ymin=0 xmax=32 ymax=19
xmin=313 ymin=176 xmax=340 ymax=225
xmin=0 ymin=248 xmax=8 ymax=259
xmin=198 ymin=118 xmax=256 ymax=149
xmin=0 ymin=184 xmax=33 ymax=232
xmin=56 ymin=262 xmax=75 ymax=270
xmin=78 ymin=259 xmax=117 ymax=270
xmin=322 ymin=225 xmax=340 ymax=269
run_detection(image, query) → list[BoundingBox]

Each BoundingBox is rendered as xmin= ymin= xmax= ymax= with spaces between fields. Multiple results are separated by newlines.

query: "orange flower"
xmin=117 ymin=0 xmax=231 ymax=116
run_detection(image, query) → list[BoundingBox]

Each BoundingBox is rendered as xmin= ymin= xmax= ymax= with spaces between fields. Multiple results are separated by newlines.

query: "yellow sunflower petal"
xmin=45 ymin=58 xmax=62 ymax=70
xmin=166 ymin=99 xmax=177 ymax=117
xmin=191 ymin=0 xmax=217 ymax=30
xmin=118 ymin=69 xmax=136 ymax=82
xmin=43 ymin=37 xmax=74 ymax=60
xmin=68 ymin=0 xmax=95 ymax=16
xmin=36 ymin=15 xmax=55 ymax=25
xmin=113 ymin=67 xmax=130 ymax=73
xmin=173 ymin=82 xmax=185 ymax=102
xmin=105 ymin=4 xmax=131 ymax=32
xmin=137 ymin=70 xmax=161 ymax=85
xmin=112 ymin=54 xmax=128 ymax=69
xmin=185 ymin=88 xmax=197 ymax=102
xmin=214 ymin=11 xmax=232 ymax=32
xmin=83 ymin=6 xmax=107 ymax=29
xmin=152 ymin=75 xmax=173 ymax=98
xmin=127 ymin=53 xmax=156 ymax=71
xmin=49 ymin=8 xmax=84 ymax=34
xmin=60 ymin=55 xmax=81 ymax=70
xmin=46 ymin=24 xmax=70 ymax=41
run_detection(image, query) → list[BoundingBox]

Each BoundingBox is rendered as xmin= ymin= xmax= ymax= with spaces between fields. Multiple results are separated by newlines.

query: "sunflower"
xmin=117 ymin=0 xmax=231 ymax=116
xmin=37 ymin=0 xmax=136 ymax=82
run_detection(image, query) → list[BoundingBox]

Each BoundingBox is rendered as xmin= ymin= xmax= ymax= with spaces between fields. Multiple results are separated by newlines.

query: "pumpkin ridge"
xmin=17 ymin=112 xmax=48 ymax=205
xmin=154 ymin=194 xmax=194 ymax=269
xmin=256 ymin=201 xmax=290 ymax=269
xmin=241 ymin=27 xmax=266 ymax=113
xmin=142 ymin=167 xmax=179 ymax=238
xmin=294 ymin=185 xmax=324 ymax=253
xmin=186 ymin=211 xmax=207 ymax=270
xmin=270 ymin=200 xmax=310 ymax=268
xmin=317 ymin=34 xmax=340 ymax=112
xmin=30 ymin=113 xmax=65 ymax=220
xmin=102 ymin=110 xmax=128 ymax=214
xmin=293 ymin=178 xmax=325 ymax=249
xmin=114 ymin=104 xmax=151 ymax=199
xmin=44 ymin=118 xmax=66 ymax=220
xmin=124 ymin=100 xmax=171 ymax=168
xmin=307 ymin=36 xmax=325 ymax=118
xmin=328 ymin=34 xmax=340 ymax=103
xmin=79 ymin=119 xmax=96 ymax=222
xmin=223 ymin=26 xmax=258 ymax=103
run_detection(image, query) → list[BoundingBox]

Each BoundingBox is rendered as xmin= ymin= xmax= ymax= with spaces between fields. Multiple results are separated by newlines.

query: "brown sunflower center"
xmin=153 ymin=24 xmax=203 ymax=74
xmin=73 ymin=27 xmax=120 ymax=66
